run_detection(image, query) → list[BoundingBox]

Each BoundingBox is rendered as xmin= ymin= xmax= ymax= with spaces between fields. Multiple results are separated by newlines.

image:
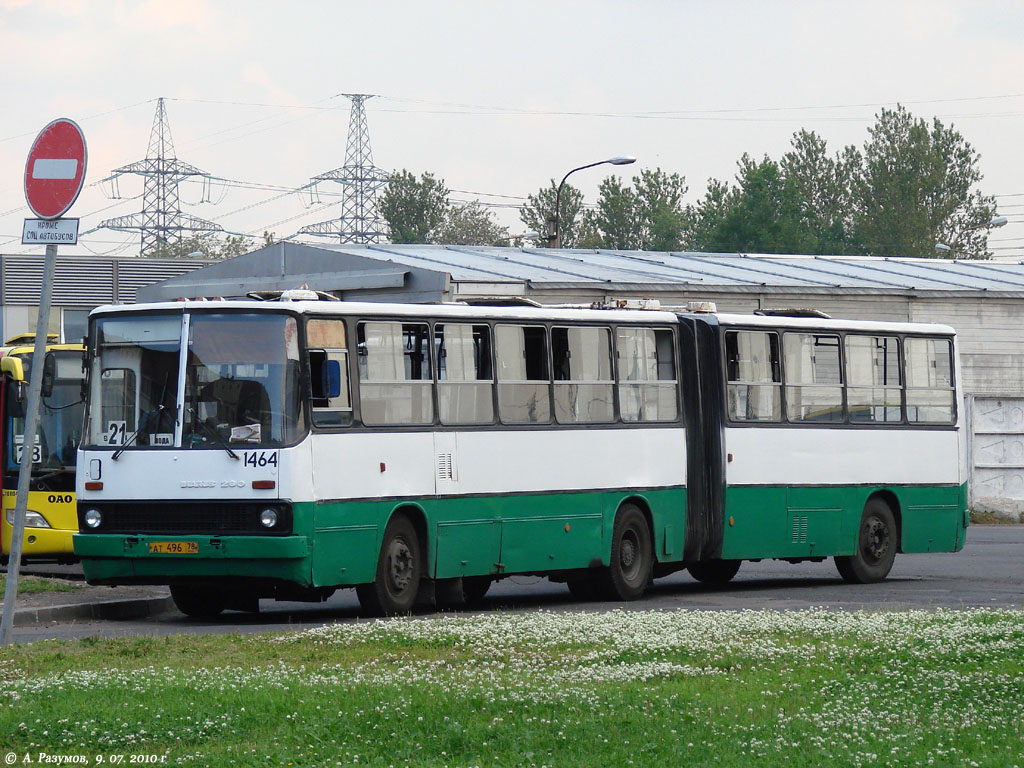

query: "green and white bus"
xmin=73 ymin=296 xmax=967 ymax=617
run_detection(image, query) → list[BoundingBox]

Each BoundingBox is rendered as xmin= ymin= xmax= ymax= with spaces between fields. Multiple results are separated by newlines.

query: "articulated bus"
xmin=73 ymin=297 xmax=967 ymax=616
xmin=0 ymin=335 xmax=86 ymax=565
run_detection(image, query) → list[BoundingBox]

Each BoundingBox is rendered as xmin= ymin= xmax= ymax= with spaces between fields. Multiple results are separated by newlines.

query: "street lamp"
xmin=546 ymin=155 xmax=636 ymax=248
xmin=935 ymin=215 xmax=1007 ymax=257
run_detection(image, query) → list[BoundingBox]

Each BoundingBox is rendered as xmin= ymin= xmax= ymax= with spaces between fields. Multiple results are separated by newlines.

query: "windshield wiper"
xmin=188 ymin=407 xmax=239 ymax=460
xmin=111 ymin=421 xmax=144 ymax=460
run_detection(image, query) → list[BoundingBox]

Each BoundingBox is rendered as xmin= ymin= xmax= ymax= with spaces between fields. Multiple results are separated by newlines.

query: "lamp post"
xmin=546 ymin=155 xmax=636 ymax=248
xmin=935 ymin=215 xmax=1007 ymax=257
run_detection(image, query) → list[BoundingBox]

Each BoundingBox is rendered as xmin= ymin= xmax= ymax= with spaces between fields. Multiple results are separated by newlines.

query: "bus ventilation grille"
xmin=437 ymin=453 xmax=455 ymax=481
xmin=791 ymin=516 xmax=808 ymax=544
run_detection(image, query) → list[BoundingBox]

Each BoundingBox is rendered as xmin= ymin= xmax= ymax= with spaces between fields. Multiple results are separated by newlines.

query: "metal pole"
xmin=0 ymin=242 xmax=58 ymax=644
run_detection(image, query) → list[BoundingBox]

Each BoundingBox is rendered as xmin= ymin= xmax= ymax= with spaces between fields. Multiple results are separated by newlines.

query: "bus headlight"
xmin=83 ymin=509 xmax=103 ymax=529
xmin=259 ymin=508 xmax=279 ymax=529
xmin=5 ymin=509 xmax=51 ymax=528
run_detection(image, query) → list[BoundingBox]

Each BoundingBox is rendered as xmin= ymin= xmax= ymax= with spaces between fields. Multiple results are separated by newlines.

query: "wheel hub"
xmin=388 ymin=539 xmax=414 ymax=591
xmin=863 ymin=517 xmax=890 ymax=564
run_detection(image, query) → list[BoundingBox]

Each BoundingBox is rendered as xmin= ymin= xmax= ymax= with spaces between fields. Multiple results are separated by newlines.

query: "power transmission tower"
xmin=299 ymin=94 xmax=389 ymax=243
xmin=100 ymin=97 xmax=223 ymax=256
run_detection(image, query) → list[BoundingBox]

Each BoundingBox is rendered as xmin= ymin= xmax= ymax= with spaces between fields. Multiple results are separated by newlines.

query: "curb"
xmin=13 ymin=595 xmax=175 ymax=626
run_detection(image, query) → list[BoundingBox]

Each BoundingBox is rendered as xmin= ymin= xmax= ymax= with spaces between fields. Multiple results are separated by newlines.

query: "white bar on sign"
xmin=32 ymin=158 xmax=78 ymax=180
xmin=22 ymin=218 xmax=79 ymax=245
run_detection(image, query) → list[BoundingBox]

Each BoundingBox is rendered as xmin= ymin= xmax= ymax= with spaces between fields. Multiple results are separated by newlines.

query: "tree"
xmin=632 ymin=169 xmax=687 ymax=251
xmin=520 ymin=181 xmax=586 ymax=248
xmin=780 ymin=130 xmax=856 ymax=254
xmin=147 ymin=233 xmax=255 ymax=259
xmin=594 ymin=175 xmax=638 ymax=249
xmin=379 ymin=170 xmax=450 ymax=244
xmin=435 ymin=201 xmax=509 ymax=245
xmin=591 ymin=168 xmax=687 ymax=250
xmin=692 ymin=155 xmax=810 ymax=254
xmin=850 ymin=105 xmax=996 ymax=259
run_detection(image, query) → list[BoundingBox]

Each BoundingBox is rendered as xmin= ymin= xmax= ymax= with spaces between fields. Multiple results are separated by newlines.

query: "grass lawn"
xmin=1 ymin=608 xmax=1022 ymax=766
xmin=0 ymin=574 xmax=82 ymax=597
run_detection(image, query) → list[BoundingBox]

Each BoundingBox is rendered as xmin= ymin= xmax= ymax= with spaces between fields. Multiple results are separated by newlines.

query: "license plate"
xmin=148 ymin=541 xmax=199 ymax=554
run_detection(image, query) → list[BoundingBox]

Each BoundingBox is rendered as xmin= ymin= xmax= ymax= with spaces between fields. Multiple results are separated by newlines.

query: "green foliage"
xmin=520 ymin=181 xmax=586 ymax=248
xmin=592 ymin=169 xmax=688 ymax=250
xmin=379 ymin=170 xmax=451 ymax=244
xmin=0 ymin=574 xmax=82 ymax=595
xmin=696 ymin=155 xmax=812 ymax=254
xmin=380 ymin=170 xmax=509 ymax=245
xmin=145 ymin=233 xmax=255 ymax=260
xmin=687 ymin=109 xmax=995 ymax=258
xmin=435 ymin=200 xmax=509 ymax=246
xmin=850 ymin=105 xmax=995 ymax=258
xmin=780 ymin=130 xmax=857 ymax=254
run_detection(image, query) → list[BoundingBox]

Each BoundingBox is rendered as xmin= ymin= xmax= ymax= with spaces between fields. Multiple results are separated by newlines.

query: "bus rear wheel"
xmin=835 ymin=498 xmax=897 ymax=584
xmin=170 ymin=584 xmax=225 ymax=618
xmin=688 ymin=559 xmax=741 ymax=584
xmin=599 ymin=504 xmax=652 ymax=601
xmin=357 ymin=515 xmax=422 ymax=616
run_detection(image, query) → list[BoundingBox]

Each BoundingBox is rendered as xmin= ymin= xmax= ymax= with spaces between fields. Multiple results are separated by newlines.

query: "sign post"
xmin=0 ymin=118 xmax=87 ymax=645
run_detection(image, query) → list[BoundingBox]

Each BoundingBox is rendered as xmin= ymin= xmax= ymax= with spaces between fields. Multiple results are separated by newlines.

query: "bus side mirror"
xmin=41 ymin=352 xmax=56 ymax=399
xmin=322 ymin=360 xmax=342 ymax=399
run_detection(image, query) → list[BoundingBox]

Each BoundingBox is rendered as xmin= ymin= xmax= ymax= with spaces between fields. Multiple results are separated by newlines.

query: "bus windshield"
xmin=84 ymin=312 xmax=305 ymax=449
xmin=4 ymin=350 xmax=85 ymax=490
xmin=182 ymin=313 xmax=304 ymax=448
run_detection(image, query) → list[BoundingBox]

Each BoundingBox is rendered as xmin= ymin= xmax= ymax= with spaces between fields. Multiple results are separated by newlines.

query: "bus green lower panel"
xmin=310 ymin=487 xmax=687 ymax=589
xmin=721 ymin=483 xmax=966 ymax=560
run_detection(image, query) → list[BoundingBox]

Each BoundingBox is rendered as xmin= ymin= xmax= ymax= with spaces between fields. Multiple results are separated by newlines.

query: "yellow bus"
xmin=0 ymin=335 xmax=85 ymax=565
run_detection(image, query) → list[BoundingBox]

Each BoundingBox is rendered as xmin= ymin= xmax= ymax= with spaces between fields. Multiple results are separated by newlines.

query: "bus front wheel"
xmin=170 ymin=584 xmax=225 ymax=618
xmin=357 ymin=515 xmax=422 ymax=616
xmin=599 ymin=504 xmax=652 ymax=601
xmin=835 ymin=498 xmax=897 ymax=584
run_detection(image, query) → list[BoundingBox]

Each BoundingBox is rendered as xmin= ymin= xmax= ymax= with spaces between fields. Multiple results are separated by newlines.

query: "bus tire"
xmin=357 ymin=515 xmax=422 ymax=616
xmin=835 ymin=498 xmax=897 ymax=584
xmin=170 ymin=585 xmax=225 ymax=618
xmin=688 ymin=559 xmax=741 ymax=584
xmin=599 ymin=504 xmax=652 ymax=601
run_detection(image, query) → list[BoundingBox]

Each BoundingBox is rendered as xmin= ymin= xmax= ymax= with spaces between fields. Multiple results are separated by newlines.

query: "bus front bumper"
xmin=2 ymin=526 xmax=76 ymax=558
xmin=73 ymin=533 xmax=312 ymax=585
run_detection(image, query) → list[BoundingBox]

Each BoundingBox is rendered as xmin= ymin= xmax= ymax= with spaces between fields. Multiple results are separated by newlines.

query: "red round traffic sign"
xmin=24 ymin=118 xmax=87 ymax=220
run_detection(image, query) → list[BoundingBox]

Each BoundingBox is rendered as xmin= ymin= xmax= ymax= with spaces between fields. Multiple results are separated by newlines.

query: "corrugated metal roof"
xmin=306 ymin=244 xmax=1024 ymax=292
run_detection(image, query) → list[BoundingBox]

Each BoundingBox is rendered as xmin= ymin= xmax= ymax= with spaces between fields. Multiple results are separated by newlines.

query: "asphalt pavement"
xmin=5 ymin=523 xmax=1022 ymax=643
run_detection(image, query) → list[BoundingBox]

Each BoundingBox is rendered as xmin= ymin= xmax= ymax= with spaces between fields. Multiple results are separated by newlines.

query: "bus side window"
xmin=725 ymin=330 xmax=781 ymax=422
xmin=617 ymin=327 xmax=678 ymax=423
xmin=783 ymin=333 xmax=843 ymax=424
xmin=552 ymin=326 xmax=614 ymax=424
xmin=435 ymin=323 xmax=494 ymax=425
xmin=357 ymin=321 xmax=433 ymax=426
xmin=495 ymin=324 xmax=551 ymax=424
xmin=307 ymin=318 xmax=352 ymax=427
xmin=100 ymin=368 xmax=137 ymax=445
xmin=905 ymin=337 xmax=955 ymax=424
xmin=846 ymin=335 xmax=902 ymax=424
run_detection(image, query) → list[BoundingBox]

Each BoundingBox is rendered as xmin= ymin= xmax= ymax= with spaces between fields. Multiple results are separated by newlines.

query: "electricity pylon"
xmin=299 ymin=94 xmax=389 ymax=243
xmin=100 ymin=98 xmax=223 ymax=256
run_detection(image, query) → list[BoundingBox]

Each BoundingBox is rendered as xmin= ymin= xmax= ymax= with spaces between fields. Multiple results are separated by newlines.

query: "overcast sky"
xmin=3 ymin=0 xmax=1023 ymax=258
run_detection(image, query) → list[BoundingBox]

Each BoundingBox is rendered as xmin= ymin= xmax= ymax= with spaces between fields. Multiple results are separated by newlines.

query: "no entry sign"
xmin=24 ymin=118 xmax=87 ymax=220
